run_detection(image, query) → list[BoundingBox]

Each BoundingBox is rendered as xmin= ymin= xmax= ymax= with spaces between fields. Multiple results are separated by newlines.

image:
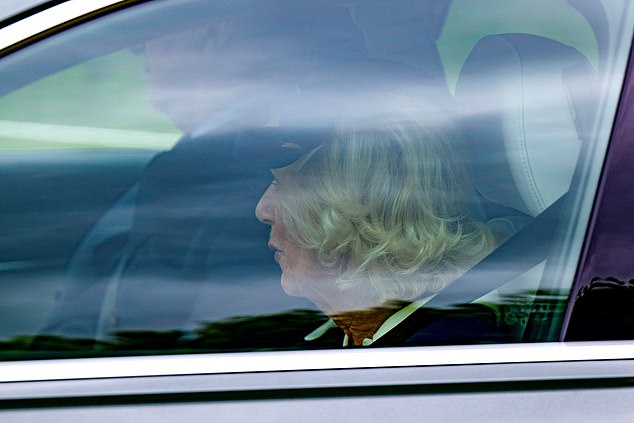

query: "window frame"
xmin=0 ymin=0 xmax=138 ymax=54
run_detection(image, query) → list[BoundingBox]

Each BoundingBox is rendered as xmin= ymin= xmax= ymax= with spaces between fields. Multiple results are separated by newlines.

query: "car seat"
xmin=455 ymin=33 xmax=595 ymax=228
xmin=445 ymin=32 xmax=599 ymax=339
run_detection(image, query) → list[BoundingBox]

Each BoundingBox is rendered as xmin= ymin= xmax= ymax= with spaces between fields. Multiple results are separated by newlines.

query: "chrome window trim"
xmin=0 ymin=0 xmax=128 ymax=51
xmin=3 ymin=359 xmax=634 ymax=401
xmin=2 ymin=341 xmax=634 ymax=383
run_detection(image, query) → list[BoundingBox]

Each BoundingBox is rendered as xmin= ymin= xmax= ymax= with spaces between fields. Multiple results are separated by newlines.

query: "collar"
xmin=304 ymin=294 xmax=437 ymax=347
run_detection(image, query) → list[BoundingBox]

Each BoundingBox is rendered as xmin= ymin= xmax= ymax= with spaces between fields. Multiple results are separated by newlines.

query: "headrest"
xmin=455 ymin=34 xmax=596 ymax=217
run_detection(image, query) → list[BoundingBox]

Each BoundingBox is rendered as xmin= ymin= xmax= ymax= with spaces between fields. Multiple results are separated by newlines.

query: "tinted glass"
xmin=0 ymin=0 xmax=631 ymax=359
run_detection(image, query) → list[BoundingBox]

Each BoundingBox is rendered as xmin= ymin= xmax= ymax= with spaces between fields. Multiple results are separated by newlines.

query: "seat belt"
xmin=425 ymin=194 xmax=568 ymax=310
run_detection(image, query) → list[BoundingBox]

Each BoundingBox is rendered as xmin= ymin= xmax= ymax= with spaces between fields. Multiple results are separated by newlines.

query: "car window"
xmin=0 ymin=0 xmax=632 ymax=360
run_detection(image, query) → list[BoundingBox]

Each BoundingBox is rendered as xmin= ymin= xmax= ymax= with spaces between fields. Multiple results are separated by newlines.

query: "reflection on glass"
xmin=8 ymin=290 xmax=570 ymax=359
xmin=33 ymin=0 xmax=390 ymax=347
xmin=0 ymin=0 xmax=628 ymax=359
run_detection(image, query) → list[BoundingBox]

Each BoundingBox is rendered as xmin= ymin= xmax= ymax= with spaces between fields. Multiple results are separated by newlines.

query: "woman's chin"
xmin=281 ymin=275 xmax=302 ymax=297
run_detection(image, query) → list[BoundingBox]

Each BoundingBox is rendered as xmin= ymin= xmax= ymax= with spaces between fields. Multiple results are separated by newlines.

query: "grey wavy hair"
xmin=272 ymin=111 xmax=494 ymax=306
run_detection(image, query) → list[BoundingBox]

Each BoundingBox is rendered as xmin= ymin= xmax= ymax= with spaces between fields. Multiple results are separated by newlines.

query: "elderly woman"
xmin=255 ymin=110 xmax=497 ymax=347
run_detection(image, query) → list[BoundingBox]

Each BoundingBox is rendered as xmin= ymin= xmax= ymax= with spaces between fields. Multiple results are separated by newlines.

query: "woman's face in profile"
xmin=256 ymin=181 xmax=337 ymax=307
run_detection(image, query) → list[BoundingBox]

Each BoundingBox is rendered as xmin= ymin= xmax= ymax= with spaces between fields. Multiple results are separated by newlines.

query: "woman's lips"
xmin=269 ymin=242 xmax=283 ymax=263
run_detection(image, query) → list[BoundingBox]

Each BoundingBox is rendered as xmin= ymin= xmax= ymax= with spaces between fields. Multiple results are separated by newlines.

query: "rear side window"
xmin=0 ymin=0 xmax=632 ymax=359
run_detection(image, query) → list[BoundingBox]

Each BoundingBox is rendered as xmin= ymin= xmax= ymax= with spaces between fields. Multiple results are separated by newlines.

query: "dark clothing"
xmin=301 ymin=304 xmax=513 ymax=349
xmin=38 ymin=131 xmax=315 ymax=342
xmin=398 ymin=304 xmax=513 ymax=346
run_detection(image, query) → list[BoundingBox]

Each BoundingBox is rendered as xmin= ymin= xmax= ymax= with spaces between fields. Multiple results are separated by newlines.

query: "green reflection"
xmin=0 ymin=50 xmax=179 ymax=151
xmin=0 ymin=290 xmax=571 ymax=361
xmin=439 ymin=0 xmax=598 ymax=93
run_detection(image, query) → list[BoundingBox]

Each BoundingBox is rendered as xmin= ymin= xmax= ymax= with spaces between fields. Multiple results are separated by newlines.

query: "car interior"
xmin=0 ymin=0 xmax=621 ymax=357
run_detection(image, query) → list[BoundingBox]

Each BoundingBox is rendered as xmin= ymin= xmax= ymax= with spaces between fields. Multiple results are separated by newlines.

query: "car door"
xmin=1 ymin=1 xmax=634 ymax=422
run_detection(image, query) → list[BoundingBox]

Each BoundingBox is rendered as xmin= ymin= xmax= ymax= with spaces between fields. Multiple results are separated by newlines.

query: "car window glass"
xmin=0 ymin=0 xmax=632 ymax=359
xmin=0 ymin=50 xmax=179 ymax=149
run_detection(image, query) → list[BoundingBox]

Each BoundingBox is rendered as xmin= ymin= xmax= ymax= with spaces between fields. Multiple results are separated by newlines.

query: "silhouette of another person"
xmin=38 ymin=4 xmax=370 ymax=344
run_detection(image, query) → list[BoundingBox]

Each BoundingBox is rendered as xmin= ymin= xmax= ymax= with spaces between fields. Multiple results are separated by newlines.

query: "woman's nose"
xmin=255 ymin=185 xmax=275 ymax=225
